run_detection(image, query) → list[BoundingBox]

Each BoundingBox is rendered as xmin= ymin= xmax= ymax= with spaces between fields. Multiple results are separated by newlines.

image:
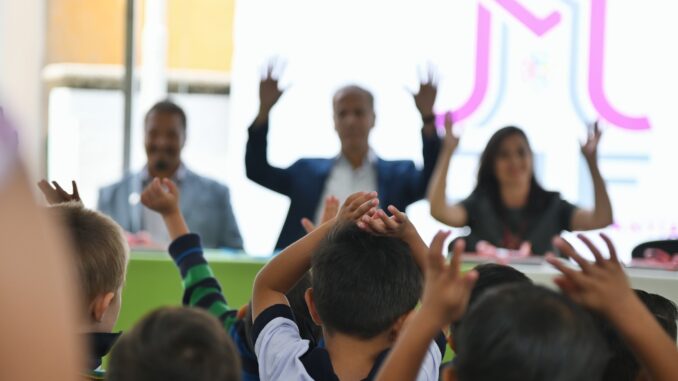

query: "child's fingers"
xmin=301 ymin=218 xmax=315 ymax=233
xmin=71 ymin=180 xmax=80 ymax=198
xmin=37 ymin=180 xmax=53 ymax=198
xmin=377 ymin=210 xmax=399 ymax=230
xmin=449 ymin=239 xmax=465 ymax=276
xmin=427 ymin=231 xmax=450 ymax=274
xmin=352 ymin=197 xmax=379 ymax=219
xmin=599 ymin=233 xmax=620 ymax=264
xmin=387 ymin=205 xmax=407 ymax=223
xmin=162 ymin=178 xmax=179 ymax=196
xmin=546 ymin=254 xmax=588 ymax=286
xmin=345 ymin=191 xmax=375 ymax=210
xmin=52 ymin=181 xmax=69 ymax=198
xmin=577 ymin=234 xmax=605 ymax=265
xmin=553 ymin=276 xmax=581 ymax=300
xmin=553 ymin=237 xmax=594 ymax=274
xmin=445 ymin=112 xmax=453 ymax=131
xmin=357 ymin=220 xmax=379 ymax=235
xmin=152 ymin=178 xmax=164 ymax=194
xmin=325 ymin=196 xmax=340 ymax=217
xmin=362 ymin=215 xmax=386 ymax=234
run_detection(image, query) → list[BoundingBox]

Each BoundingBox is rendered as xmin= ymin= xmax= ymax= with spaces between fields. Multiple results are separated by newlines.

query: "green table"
xmin=115 ymin=250 xmax=267 ymax=333
xmin=115 ymin=250 xmax=457 ymax=363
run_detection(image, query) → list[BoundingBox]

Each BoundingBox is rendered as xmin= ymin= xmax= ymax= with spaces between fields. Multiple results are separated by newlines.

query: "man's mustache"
xmin=153 ymin=160 xmax=170 ymax=172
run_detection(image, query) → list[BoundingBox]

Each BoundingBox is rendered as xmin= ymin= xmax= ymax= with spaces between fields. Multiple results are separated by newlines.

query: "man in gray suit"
xmin=98 ymin=100 xmax=243 ymax=249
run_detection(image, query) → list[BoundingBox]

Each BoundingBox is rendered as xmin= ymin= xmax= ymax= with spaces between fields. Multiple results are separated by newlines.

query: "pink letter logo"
xmin=437 ymin=0 xmax=650 ymax=131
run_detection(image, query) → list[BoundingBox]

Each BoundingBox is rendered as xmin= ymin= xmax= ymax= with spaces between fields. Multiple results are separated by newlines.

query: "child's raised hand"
xmin=140 ymin=178 xmax=180 ymax=216
xmin=357 ymin=205 xmax=414 ymax=240
xmin=334 ymin=191 xmax=379 ymax=227
xmin=546 ymin=234 xmax=634 ymax=317
xmin=301 ymin=195 xmax=339 ymax=233
xmin=37 ymin=180 xmax=81 ymax=205
xmin=420 ymin=232 xmax=478 ymax=328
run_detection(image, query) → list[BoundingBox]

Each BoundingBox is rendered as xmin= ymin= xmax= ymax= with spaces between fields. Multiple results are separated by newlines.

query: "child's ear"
xmin=304 ymin=288 xmax=323 ymax=326
xmin=448 ymin=330 xmax=457 ymax=352
xmin=389 ymin=310 xmax=414 ymax=341
xmin=90 ymin=291 xmax=115 ymax=322
xmin=442 ymin=366 xmax=458 ymax=381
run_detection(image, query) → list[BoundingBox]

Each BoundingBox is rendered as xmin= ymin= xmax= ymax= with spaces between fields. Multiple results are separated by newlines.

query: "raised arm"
xmin=547 ymin=234 xmax=678 ymax=381
xmin=245 ymin=62 xmax=292 ymax=195
xmin=571 ymin=121 xmax=613 ymax=230
xmin=427 ymin=113 xmax=467 ymax=227
xmin=410 ymin=68 xmax=443 ymax=201
xmin=375 ymin=234 xmax=478 ymax=381
xmin=252 ymin=192 xmax=379 ymax=320
xmin=141 ymin=178 xmax=239 ymax=329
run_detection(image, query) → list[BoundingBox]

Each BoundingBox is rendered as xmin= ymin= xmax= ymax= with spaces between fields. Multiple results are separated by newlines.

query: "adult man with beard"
xmin=98 ymin=100 xmax=243 ymax=249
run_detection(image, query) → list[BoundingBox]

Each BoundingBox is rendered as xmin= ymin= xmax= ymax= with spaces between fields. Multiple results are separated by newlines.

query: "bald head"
xmin=333 ymin=85 xmax=374 ymax=111
xmin=332 ymin=85 xmax=376 ymax=165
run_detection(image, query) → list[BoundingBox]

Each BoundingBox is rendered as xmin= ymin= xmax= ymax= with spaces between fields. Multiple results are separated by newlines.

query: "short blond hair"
xmin=50 ymin=202 xmax=129 ymax=304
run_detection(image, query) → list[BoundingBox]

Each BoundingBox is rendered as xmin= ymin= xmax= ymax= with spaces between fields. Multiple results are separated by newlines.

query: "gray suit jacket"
xmin=97 ymin=167 xmax=243 ymax=249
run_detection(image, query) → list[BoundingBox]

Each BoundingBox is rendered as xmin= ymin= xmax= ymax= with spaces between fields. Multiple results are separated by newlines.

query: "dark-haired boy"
xmin=107 ymin=306 xmax=240 ymax=381
xmin=447 ymin=263 xmax=532 ymax=351
xmin=252 ymin=194 xmax=445 ymax=380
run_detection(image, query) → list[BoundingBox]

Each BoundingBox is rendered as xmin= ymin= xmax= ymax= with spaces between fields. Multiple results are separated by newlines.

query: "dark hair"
xmin=311 ymin=224 xmax=422 ymax=339
xmin=474 ymin=126 xmax=549 ymax=216
xmin=601 ymin=290 xmax=678 ymax=381
xmin=450 ymin=264 xmax=532 ymax=341
xmin=455 ymin=284 xmax=608 ymax=381
xmin=242 ymin=271 xmax=321 ymax=351
xmin=636 ymin=290 xmax=677 ymax=339
xmin=107 ymin=307 xmax=240 ymax=381
xmin=333 ymin=85 xmax=375 ymax=110
xmin=145 ymin=100 xmax=187 ymax=130
xmin=467 ymin=263 xmax=532 ymax=307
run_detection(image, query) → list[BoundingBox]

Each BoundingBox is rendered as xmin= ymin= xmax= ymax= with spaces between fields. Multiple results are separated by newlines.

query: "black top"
xmin=460 ymin=190 xmax=577 ymax=255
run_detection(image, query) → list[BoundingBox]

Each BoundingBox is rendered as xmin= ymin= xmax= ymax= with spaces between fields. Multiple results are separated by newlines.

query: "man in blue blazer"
xmin=98 ymin=101 xmax=243 ymax=249
xmin=246 ymin=69 xmax=442 ymax=250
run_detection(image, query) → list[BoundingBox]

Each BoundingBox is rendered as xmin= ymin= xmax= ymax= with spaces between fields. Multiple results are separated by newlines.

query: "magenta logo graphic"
xmin=437 ymin=0 xmax=650 ymax=131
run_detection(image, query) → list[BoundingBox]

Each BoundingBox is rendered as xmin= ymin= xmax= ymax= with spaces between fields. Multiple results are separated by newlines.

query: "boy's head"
xmin=635 ymin=290 xmax=677 ymax=339
xmin=308 ymin=224 xmax=422 ymax=339
xmin=49 ymin=202 xmax=128 ymax=332
xmin=454 ymin=284 xmax=608 ymax=381
xmin=467 ymin=263 xmax=532 ymax=307
xmin=107 ymin=307 xmax=240 ymax=381
xmin=450 ymin=263 xmax=532 ymax=346
xmin=601 ymin=290 xmax=677 ymax=381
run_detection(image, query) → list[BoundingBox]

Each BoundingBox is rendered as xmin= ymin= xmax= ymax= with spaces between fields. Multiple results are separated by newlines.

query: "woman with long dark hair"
xmin=427 ymin=116 xmax=613 ymax=255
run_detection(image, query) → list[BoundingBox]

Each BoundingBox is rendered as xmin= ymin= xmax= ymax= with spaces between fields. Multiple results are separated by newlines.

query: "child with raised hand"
xmin=252 ymin=193 xmax=447 ymax=380
xmin=374 ymin=233 xmax=478 ymax=381
xmin=140 ymin=177 xmax=320 ymax=381
xmin=37 ymin=180 xmax=128 ymax=380
xmin=547 ymin=234 xmax=678 ymax=381
xmin=138 ymin=178 xmax=243 ymax=372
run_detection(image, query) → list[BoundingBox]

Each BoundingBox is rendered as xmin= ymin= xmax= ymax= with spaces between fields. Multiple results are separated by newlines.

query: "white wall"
xmin=0 ymin=0 xmax=46 ymax=178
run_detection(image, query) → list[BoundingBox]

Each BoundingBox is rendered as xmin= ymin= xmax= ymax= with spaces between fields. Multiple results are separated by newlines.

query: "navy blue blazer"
xmin=246 ymin=121 xmax=441 ymax=249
